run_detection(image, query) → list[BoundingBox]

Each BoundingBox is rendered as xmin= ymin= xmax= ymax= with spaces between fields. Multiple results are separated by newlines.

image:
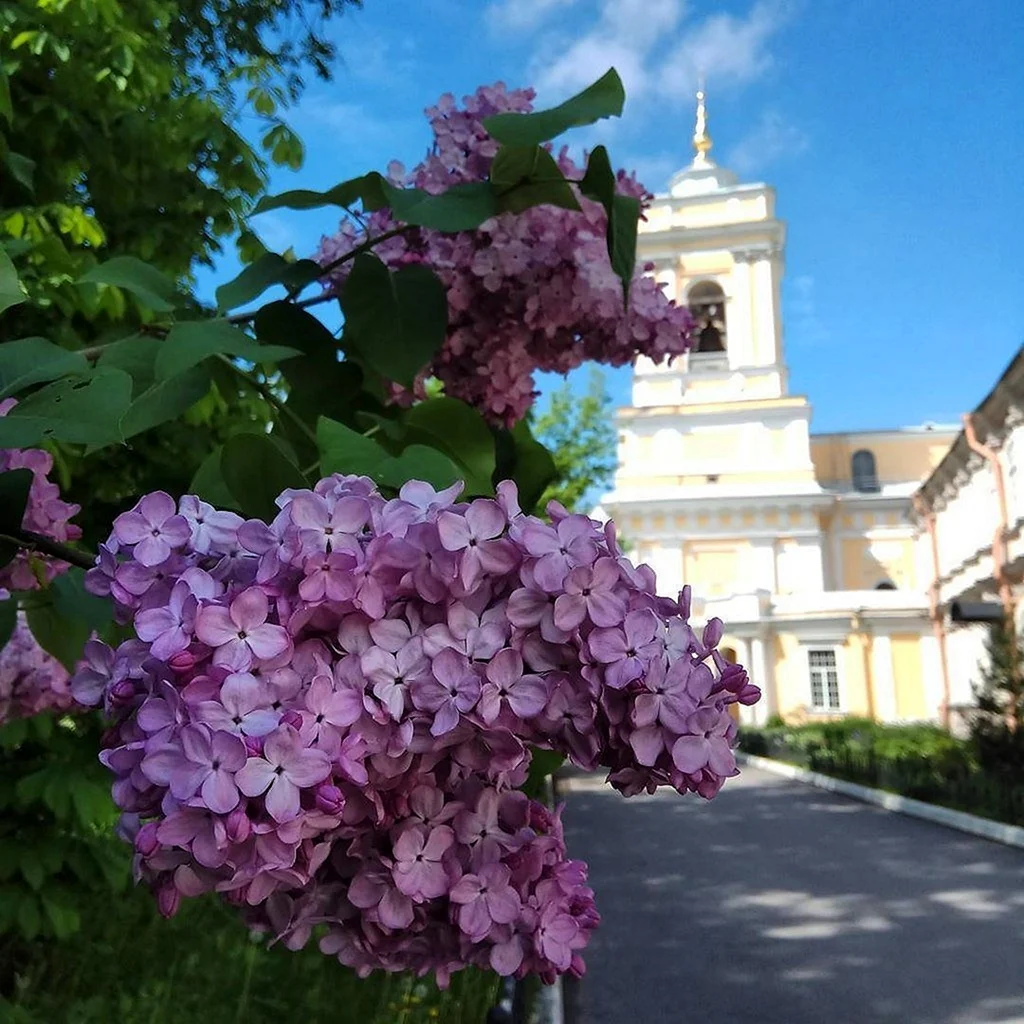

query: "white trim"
xmin=737 ymin=754 xmax=1024 ymax=850
xmin=871 ymin=634 xmax=897 ymax=722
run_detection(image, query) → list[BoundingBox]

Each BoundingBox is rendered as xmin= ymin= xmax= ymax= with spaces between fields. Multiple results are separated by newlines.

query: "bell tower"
xmin=632 ymin=88 xmax=789 ymax=409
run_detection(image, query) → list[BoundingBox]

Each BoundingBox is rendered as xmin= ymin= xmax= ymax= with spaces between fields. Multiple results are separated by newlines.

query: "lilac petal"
xmin=508 ymin=677 xmax=548 ymax=719
xmin=211 ymin=731 xmax=247 ymax=771
xmin=552 ymin=593 xmax=586 ymax=632
xmin=133 ymin=535 xmax=172 ymax=567
xmin=180 ymin=725 xmax=212 ymax=765
xmin=587 ymin=591 xmax=626 ymax=627
xmin=464 ymin=500 xmax=504 ymax=540
xmin=458 ymin=898 xmax=491 ymax=940
xmin=671 ymin=735 xmax=709 ymax=774
xmin=430 ymin=702 xmax=460 ymax=736
xmin=485 ymin=649 xmax=522 ymax=688
xmin=112 ymin=510 xmax=151 ymax=545
xmin=243 ymin=710 xmax=280 ymax=737
xmin=490 ymin=937 xmax=524 ymax=976
xmin=587 ymin=628 xmax=626 ymax=663
xmin=202 ymin=770 xmax=240 ymax=814
xmin=630 ymin=725 xmax=665 ymax=767
xmin=195 ymin=606 xmax=239 ymax=648
xmin=245 ymin=623 xmax=290 ymax=661
xmin=265 ymin=775 xmax=300 ymax=822
xmin=285 ymin=748 xmax=331 ymax=788
xmin=231 ymin=588 xmax=269 ymax=631
xmin=135 ymin=606 xmax=178 ymax=642
xmin=436 ymin=512 xmax=472 ymax=551
xmin=235 ymin=758 xmax=275 ymax=797
xmin=707 ymin=738 xmax=737 ymax=777
xmin=487 ymin=888 xmax=520 ymax=925
xmin=378 ymin=888 xmax=414 ymax=929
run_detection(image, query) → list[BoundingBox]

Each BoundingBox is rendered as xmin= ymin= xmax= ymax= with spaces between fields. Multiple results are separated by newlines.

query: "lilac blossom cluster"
xmin=318 ymin=84 xmax=694 ymax=425
xmin=72 ymin=476 xmax=757 ymax=983
xmin=0 ymin=613 xmax=75 ymax=723
xmin=0 ymin=398 xmax=82 ymax=591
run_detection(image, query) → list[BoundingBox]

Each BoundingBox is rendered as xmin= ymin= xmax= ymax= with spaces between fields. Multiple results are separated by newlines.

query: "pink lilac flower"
xmin=0 ymin=400 xmax=82 ymax=591
xmin=112 ymin=492 xmax=191 ymax=567
xmin=235 ymin=726 xmax=332 ymax=822
xmin=0 ymin=614 xmax=79 ymax=722
xmin=76 ymin=471 xmax=755 ymax=986
xmin=317 ymin=85 xmax=694 ymax=425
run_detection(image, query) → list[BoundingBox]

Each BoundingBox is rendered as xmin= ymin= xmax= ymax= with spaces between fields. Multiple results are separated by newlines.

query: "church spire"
xmin=691 ymin=81 xmax=714 ymax=167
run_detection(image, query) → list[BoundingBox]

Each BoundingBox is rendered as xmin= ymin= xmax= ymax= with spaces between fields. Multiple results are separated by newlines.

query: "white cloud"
xmin=727 ymin=109 xmax=808 ymax=175
xmin=787 ymin=274 xmax=830 ymax=347
xmin=486 ymin=0 xmax=580 ymax=32
xmin=532 ymin=0 xmax=790 ymax=105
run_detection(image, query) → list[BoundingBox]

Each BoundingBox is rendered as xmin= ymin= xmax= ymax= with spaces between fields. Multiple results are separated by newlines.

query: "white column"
xmin=752 ymin=255 xmax=778 ymax=367
xmin=749 ymin=635 xmax=772 ymax=724
xmin=919 ymin=633 xmax=943 ymax=724
xmin=728 ymin=255 xmax=753 ymax=368
xmin=871 ymin=634 xmax=896 ymax=722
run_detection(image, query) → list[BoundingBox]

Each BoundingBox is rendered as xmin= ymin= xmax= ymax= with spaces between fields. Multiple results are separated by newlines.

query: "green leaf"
xmin=17 ymin=893 xmax=41 ymax=939
xmin=51 ymin=568 xmax=111 ymax=634
xmin=188 ymin=447 xmax=240 ymax=510
xmin=0 ymin=337 xmax=89 ymax=400
xmin=42 ymin=896 xmax=80 ymax=939
xmin=95 ymin=334 xmax=159 ymax=393
xmin=404 ymin=398 xmax=496 ymax=495
xmin=491 ymin=145 xmax=580 ymax=215
xmin=0 ymin=369 xmax=133 ymax=447
xmin=255 ymin=302 xmax=362 ymax=427
xmin=156 ymin=320 xmax=299 ymax=380
xmin=375 ymin=445 xmax=464 ymax=491
xmin=0 ymin=69 xmax=11 ymax=122
xmin=483 ymin=68 xmax=625 ymax=146
xmin=6 ymin=151 xmax=35 ymax=192
xmin=78 ymin=255 xmax=178 ymax=312
xmin=19 ymin=854 xmax=44 ymax=891
xmin=0 ymin=468 xmax=32 ymax=536
xmin=317 ymin=416 xmax=390 ymax=478
xmin=580 ymin=145 xmax=639 ymax=298
xmin=508 ymin=419 xmax=558 ymax=513
xmin=523 ymin=747 xmax=566 ymax=799
xmin=382 ymin=181 xmax=499 ymax=232
xmin=253 ymin=173 xmax=388 ymax=215
xmin=340 ymin=255 xmax=447 ymax=387
xmin=69 ymin=777 xmax=114 ymax=829
xmin=26 ymin=599 xmax=90 ymax=672
xmin=0 ymin=248 xmax=26 ymax=315
xmin=220 ymin=432 xmax=306 ymax=520
xmin=0 ymin=597 xmax=15 ymax=650
xmin=215 ymin=254 xmax=323 ymax=311
xmin=120 ymin=366 xmax=212 ymax=439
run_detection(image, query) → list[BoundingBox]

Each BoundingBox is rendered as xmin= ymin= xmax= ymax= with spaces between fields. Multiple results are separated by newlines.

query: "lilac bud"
xmin=280 ymin=709 xmax=303 ymax=731
xmin=243 ymin=734 xmax=263 ymax=758
xmin=225 ymin=806 xmax=251 ymax=844
xmin=168 ymin=650 xmax=197 ymax=675
xmin=156 ymin=883 xmax=180 ymax=919
xmin=109 ymin=678 xmax=136 ymax=708
xmin=677 ymin=585 xmax=692 ymax=620
xmin=315 ymin=783 xmax=345 ymax=816
xmin=701 ymin=617 xmax=723 ymax=650
xmin=135 ymin=821 xmax=161 ymax=858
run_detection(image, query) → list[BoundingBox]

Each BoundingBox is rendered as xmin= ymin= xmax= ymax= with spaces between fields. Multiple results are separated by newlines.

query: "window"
xmin=851 ymin=449 xmax=879 ymax=492
xmin=808 ymin=648 xmax=841 ymax=710
xmin=875 ymin=579 xmax=897 ymax=590
xmin=687 ymin=281 xmax=727 ymax=352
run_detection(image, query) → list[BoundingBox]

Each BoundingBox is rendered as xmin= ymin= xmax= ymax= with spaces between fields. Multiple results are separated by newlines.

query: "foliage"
xmin=1 ymin=885 xmax=498 ymax=1022
xmin=533 ymin=368 xmax=618 ymax=513
xmin=737 ymin=719 xmax=1024 ymax=826
xmin=970 ymin=620 xmax=1024 ymax=780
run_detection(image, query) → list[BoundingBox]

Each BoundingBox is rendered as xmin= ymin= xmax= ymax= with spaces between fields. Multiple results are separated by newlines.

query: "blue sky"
xmin=210 ymin=0 xmax=1024 ymax=432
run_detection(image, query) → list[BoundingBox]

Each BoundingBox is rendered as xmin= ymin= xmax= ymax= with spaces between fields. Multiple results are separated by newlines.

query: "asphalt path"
xmin=560 ymin=765 xmax=1024 ymax=1024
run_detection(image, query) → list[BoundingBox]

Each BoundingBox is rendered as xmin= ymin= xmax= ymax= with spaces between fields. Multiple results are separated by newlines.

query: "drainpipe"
xmin=851 ymin=610 xmax=876 ymax=721
xmin=963 ymin=413 xmax=1018 ymax=730
xmin=962 ymin=413 xmax=1014 ymax=619
xmin=912 ymin=493 xmax=952 ymax=729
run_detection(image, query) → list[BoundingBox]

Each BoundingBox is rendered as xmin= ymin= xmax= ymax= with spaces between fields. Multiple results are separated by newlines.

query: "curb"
xmin=738 ymin=752 xmax=1024 ymax=850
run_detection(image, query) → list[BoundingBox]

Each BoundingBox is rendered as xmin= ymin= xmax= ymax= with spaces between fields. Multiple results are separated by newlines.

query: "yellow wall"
xmin=683 ymin=540 xmax=749 ymax=597
xmin=840 ymin=537 xmax=917 ymax=589
xmin=773 ymin=633 xmax=872 ymax=721
xmin=890 ymin=634 xmax=927 ymax=719
xmin=810 ymin=434 xmax=953 ymax=487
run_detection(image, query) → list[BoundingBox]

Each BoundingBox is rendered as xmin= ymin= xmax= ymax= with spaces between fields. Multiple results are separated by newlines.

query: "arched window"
xmin=851 ymin=449 xmax=879 ymax=493
xmin=875 ymin=579 xmax=897 ymax=590
xmin=687 ymin=281 xmax=727 ymax=353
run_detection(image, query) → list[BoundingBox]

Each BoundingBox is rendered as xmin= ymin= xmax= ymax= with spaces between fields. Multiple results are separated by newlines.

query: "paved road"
xmin=560 ymin=765 xmax=1024 ymax=1024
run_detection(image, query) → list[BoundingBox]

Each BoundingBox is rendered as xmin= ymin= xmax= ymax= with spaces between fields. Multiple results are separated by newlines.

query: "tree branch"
xmin=1 ymin=531 xmax=96 ymax=571
xmin=215 ymin=355 xmax=318 ymax=448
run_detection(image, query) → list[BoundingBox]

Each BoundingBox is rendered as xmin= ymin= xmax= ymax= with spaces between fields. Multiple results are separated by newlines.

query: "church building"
xmin=598 ymin=92 xmax=958 ymax=726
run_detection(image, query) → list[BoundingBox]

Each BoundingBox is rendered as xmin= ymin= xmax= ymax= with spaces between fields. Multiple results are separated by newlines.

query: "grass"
xmin=0 ymin=871 xmax=500 ymax=1024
